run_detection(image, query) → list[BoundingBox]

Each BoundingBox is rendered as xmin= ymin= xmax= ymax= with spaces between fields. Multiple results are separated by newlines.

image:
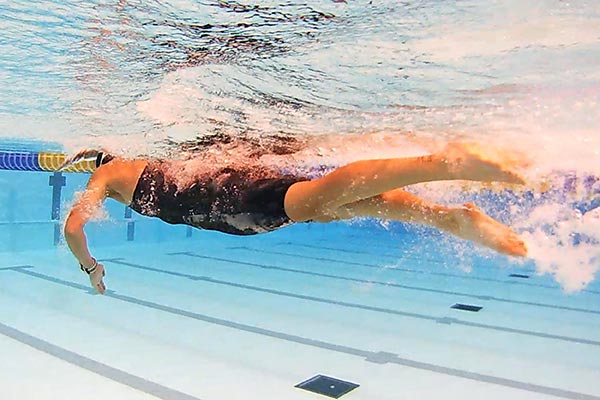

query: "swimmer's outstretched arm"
xmin=64 ymin=173 xmax=107 ymax=294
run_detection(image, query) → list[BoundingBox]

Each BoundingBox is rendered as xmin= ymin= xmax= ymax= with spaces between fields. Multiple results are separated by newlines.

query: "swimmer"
xmin=63 ymin=143 xmax=528 ymax=294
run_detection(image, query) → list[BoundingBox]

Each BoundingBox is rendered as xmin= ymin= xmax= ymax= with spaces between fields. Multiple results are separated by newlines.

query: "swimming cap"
xmin=58 ymin=149 xmax=114 ymax=171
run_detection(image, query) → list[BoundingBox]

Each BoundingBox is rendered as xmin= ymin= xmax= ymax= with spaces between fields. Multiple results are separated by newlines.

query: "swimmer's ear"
xmin=58 ymin=149 xmax=102 ymax=171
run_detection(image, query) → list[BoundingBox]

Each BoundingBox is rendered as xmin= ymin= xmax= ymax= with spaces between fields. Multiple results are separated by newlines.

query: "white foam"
xmin=517 ymin=203 xmax=600 ymax=292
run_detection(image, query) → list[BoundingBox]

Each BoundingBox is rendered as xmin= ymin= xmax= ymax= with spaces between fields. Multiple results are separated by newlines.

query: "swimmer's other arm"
xmin=64 ymin=174 xmax=107 ymax=294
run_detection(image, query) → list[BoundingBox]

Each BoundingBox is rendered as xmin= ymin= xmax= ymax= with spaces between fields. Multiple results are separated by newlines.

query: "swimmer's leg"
xmin=317 ymin=189 xmax=526 ymax=257
xmin=284 ymin=143 xmax=525 ymax=222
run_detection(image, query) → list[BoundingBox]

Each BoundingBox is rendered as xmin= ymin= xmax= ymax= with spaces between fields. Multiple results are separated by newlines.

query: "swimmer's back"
xmin=129 ymin=161 xmax=306 ymax=235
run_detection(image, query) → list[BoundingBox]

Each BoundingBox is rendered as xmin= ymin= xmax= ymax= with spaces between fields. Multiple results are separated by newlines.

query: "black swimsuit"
xmin=129 ymin=162 xmax=307 ymax=235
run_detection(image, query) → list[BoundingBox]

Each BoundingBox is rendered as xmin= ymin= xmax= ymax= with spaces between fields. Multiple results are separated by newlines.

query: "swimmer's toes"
xmin=506 ymin=238 xmax=527 ymax=257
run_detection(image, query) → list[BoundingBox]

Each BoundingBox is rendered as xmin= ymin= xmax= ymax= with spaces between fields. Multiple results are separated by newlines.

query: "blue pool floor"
xmin=1 ymin=223 xmax=599 ymax=400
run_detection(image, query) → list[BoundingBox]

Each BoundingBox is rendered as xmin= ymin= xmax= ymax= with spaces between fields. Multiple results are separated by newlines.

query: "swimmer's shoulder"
xmin=93 ymin=158 xmax=149 ymax=186
xmin=90 ymin=158 xmax=149 ymax=203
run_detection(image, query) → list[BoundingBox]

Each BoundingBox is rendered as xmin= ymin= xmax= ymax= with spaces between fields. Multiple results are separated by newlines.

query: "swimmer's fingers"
xmin=95 ymin=279 xmax=106 ymax=295
xmin=89 ymin=263 xmax=106 ymax=295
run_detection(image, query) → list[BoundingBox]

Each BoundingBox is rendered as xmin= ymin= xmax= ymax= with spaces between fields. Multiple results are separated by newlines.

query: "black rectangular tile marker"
xmin=451 ymin=303 xmax=483 ymax=312
xmin=295 ymin=375 xmax=359 ymax=399
xmin=509 ymin=273 xmax=530 ymax=279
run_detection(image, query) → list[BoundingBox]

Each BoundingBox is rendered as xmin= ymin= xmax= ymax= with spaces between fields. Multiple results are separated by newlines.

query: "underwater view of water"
xmin=1 ymin=2 xmax=600 ymax=399
xmin=3 ymin=0 xmax=598 ymax=290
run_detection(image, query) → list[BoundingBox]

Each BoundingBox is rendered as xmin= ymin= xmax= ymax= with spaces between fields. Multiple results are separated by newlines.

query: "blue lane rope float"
xmin=0 ymin=151 xmax=95 ymax=173
xmin=0 ymin=152 xmax=40 ymax=171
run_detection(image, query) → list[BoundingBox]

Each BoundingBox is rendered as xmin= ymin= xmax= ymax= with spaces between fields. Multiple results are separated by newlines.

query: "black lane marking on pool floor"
xmin=509 ymin=274 xmax=531 ymax=279
xmin=0 ymin=321 xmax=202 ymax=400
xmin=167 ymin=252 xmax=600 ymax=316
xmin=8 ymin=267 xmax=600 ymax=400
xmin=104 ymin=258 xmax=599 ymax=347
xmin=451 ymin=304 xmax=483 ymax=312
xmin=227 ymin=246 xmax=558 ymax=292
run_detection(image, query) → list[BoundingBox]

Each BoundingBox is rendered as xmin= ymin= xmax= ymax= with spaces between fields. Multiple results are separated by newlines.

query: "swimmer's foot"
xmin=442 ymin=142 xmax=526 ymax=185
xmin=449 ymin=203 xmax=527 ymax=257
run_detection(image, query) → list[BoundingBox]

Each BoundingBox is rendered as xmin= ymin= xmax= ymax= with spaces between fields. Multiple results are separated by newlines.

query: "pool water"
xmin=1 ymin=0 xmax=600 ymax=399
xmin=0 ymin=167 xmax=599 ymax=400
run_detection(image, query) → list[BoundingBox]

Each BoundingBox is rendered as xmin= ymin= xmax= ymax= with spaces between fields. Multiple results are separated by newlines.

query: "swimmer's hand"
xmin=88 ymin=263 xmax=106 ymax=295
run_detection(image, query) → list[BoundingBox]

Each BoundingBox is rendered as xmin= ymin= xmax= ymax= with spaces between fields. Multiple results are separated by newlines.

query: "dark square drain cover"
xmin=451 ymin=303 xmax=483 ymax=312
xmin=295 ymin=375 xmax=359 ymax=398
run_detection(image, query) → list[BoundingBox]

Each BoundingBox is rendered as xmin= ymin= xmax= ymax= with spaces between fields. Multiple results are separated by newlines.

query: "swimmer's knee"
xmin=283 ymin=181 xmax=323 ymax=222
